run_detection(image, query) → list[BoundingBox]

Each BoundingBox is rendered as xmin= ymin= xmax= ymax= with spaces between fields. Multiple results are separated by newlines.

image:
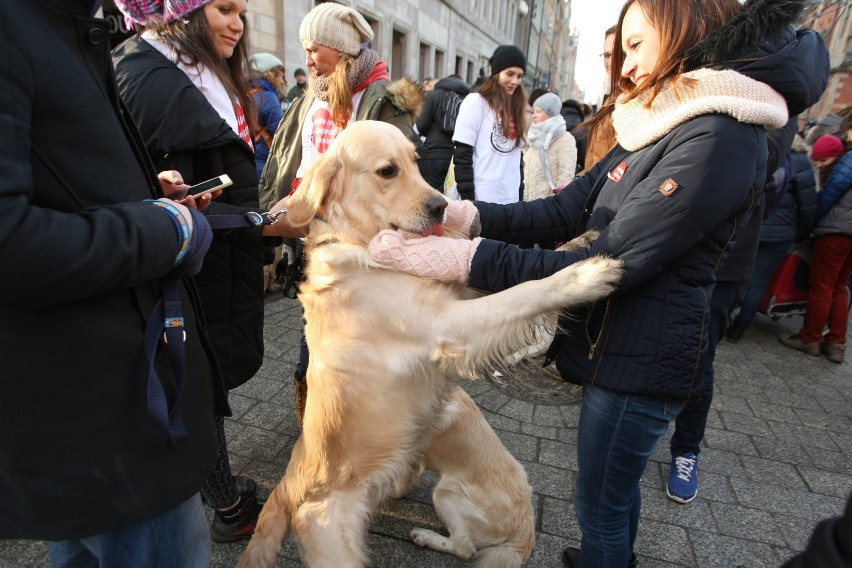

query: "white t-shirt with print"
xmin=452 ymin=93 xmax=523 ymax=204
xmin=296 ymin=91 xmax=366 ymax=180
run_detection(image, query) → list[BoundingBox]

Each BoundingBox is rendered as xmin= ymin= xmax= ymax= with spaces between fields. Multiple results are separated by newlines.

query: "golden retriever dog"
xmin=237 ymin=120 xmax=623 ymax=568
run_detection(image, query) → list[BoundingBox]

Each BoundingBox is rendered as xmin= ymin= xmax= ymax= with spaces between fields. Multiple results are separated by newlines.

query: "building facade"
xmin=250 ymin=0 xmax=576 ymax=97
xmin=800 ymin=0 xmax=852 ymax=121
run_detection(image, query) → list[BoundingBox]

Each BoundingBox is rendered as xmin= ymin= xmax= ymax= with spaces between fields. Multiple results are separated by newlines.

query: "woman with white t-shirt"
xmin=452 ymin=45 xmax=528 ymax=204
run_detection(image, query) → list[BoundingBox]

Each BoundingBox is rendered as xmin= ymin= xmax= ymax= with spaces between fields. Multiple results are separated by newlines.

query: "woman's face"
xmin=203 ymin=0 xmax=247 ymax=59
xmin=531 ymin=107 xmax=550 ymax=124
xmin=620 ymin=1 xmax=661 ymax=86
xmin=497 ymin=67 xmax=524 ymax=96
xmin=305 ymin=43 xmax=344 ymax=78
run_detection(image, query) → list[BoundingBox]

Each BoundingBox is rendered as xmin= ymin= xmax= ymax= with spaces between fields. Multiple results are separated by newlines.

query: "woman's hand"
xmin=261 ymin=196 xmax=309 ymax=238
xmin=157 ymin=170 xmax=188 ymax=201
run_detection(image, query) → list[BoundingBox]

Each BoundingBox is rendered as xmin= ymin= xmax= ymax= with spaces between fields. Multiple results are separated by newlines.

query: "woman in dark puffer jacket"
xmin=368 ymin=1 xmax=829 ymax=565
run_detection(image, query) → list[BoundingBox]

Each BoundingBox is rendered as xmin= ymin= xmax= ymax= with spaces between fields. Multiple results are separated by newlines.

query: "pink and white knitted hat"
xmin=115 ymin=0 xmax=214 ymax=24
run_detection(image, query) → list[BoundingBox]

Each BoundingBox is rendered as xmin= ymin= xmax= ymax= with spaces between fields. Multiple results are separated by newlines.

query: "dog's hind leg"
xmin=411 ymin=481 xmax=480 ymax=560
xmin=237 ymin=481 xmax=291 ymax=568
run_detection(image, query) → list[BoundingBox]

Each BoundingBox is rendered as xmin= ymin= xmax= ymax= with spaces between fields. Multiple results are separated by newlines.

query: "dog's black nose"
xmin=427 ymin=194 xmax=448 ymax=220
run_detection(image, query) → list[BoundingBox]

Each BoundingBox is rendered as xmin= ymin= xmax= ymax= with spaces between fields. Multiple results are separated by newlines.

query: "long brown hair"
xmin=326 ymin=53 xmax=355 ymax=128
xmin=478 ymin=74 xmax=528 ymax=148
xmin=587 ymin=0 xmax=741 ymax=134
xmin=145 ymin=8 xmax=257 ymax=127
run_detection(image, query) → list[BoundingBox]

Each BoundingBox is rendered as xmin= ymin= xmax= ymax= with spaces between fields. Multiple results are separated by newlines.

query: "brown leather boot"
xmin=294 ymin=373 xmax=307 ymax=427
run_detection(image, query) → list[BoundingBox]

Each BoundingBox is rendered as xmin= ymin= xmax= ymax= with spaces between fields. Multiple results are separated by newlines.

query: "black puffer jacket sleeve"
xmin=453 ymin=142 xmax=475 ymax=200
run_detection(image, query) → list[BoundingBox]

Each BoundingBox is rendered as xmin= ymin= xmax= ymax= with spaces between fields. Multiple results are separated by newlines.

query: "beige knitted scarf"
xmin=613 ymin=68 xmax=789 ymax=152
xmin=310 ymin=48 xmax=380 ymax=101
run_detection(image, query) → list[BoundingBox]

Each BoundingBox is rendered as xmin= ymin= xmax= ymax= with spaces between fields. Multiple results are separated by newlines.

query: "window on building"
xmin=435 ymin=49 xmax=445 ymax=79
xmin=392 ymin=28 xmax=405 ymax=81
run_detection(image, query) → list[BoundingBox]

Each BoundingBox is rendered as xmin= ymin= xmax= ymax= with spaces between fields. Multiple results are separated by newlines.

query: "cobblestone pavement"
xmin=3 ymin=292 xmax=850 ymax=567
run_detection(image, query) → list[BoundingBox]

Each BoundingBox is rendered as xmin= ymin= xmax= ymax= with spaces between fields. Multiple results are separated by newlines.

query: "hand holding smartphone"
xmin=178 ymin=174 xmax=232 ymax=204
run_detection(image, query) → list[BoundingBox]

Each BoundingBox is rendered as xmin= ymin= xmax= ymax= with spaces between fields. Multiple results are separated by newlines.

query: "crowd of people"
xmin=2 ymin=0 xmax=850 ymax=567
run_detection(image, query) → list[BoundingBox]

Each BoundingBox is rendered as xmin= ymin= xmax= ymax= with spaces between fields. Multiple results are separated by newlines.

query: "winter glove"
xmin=444 ymin=198 xmax=481 ymax=238
xmin=368 ymin=230 xmax=482 ymax=283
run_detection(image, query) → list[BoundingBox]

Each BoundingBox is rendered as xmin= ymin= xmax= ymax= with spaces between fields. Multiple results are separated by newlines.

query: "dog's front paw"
xmin=556 ymin=256 xmax=625 ymax=306
xmin=557 ymin=230 xmax=600 ymax=252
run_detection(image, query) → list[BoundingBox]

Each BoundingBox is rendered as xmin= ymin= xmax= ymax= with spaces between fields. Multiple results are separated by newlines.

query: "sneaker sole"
xmin=666 ymin=485 xmax=697 ymax=504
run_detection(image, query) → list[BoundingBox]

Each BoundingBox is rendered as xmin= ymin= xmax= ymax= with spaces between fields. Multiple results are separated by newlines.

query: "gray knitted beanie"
xmin=299 ymin=3 xmax=374 ymax=56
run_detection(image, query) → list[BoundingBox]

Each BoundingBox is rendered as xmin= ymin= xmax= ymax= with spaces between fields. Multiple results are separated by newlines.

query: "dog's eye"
xmin=378 ymin=165 xmax=398 ymax=179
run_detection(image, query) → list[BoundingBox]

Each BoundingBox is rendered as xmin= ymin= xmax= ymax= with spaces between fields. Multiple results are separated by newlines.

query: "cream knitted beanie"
xmin=299 ymin=3 xmax=374 ymax=56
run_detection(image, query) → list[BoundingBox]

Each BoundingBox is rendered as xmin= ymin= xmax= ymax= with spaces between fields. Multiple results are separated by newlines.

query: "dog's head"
xmin=287 ymin=121 xmax=448 ymax=245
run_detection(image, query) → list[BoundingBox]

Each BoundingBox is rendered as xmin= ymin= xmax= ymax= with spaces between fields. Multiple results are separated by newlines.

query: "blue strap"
xmin=144 ymin=275 xmax=188 ymax=446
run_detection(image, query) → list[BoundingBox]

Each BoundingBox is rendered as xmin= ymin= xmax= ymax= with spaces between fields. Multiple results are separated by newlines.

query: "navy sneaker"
xmin=666 ymin=452 xmax=698 ymax=504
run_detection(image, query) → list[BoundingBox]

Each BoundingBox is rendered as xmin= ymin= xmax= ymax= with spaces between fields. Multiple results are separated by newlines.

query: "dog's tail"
xmin=236 ymin=482 xmax=291 ymax=568
xmin=472 ymin=542 xmax=529 ymax=568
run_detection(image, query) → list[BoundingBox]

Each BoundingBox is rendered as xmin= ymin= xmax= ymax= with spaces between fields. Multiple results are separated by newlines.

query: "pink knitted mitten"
xmin=443 ymin=199 xmax=481 ymax=238
xmin=368 ymin=230 xmax=482 ymax=283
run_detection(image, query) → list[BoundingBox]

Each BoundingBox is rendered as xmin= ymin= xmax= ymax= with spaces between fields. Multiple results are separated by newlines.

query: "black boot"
xmin=561 ymin=546 xmax=638 ymax=568
xmin=726 ymin=321 xmax=747 ymax=343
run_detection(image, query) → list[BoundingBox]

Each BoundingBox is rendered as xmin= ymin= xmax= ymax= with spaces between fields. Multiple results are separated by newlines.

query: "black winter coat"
xmin=113 ymin=36 xmax=265 ymax=390
xmin=466 ymin=0 xmax=828 ymax=401
xmin=415 ymin=77 xmax=470 ymax=161
xmin=1 ymin=0 xmax=224 ymax=539
xmin=761 ymin=150 xmax=818 ymax=243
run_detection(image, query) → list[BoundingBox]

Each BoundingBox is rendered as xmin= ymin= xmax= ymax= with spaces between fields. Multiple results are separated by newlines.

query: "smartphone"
xmin=179 ymin=174 xmax=232 ymax=202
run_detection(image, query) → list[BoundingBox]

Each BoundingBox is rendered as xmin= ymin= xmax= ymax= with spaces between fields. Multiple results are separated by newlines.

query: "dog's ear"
xmin=287 ymin=151 xmax=341 ymax=227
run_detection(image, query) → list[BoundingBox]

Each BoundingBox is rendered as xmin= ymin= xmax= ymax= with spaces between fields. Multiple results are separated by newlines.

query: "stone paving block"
xmin=703 ymin=428 xmax=761 ymax=456
xmin=540 ymin=495 xmax=581 ymax=540
xmin=500 ymin=397 xmax=536 ymax=423
xmin=730 ymin=478 xmax=797 ymax=515
xmin=796 ymin=466 xmax=852 ymax=498
xmin=634 ymin=518 xmax=694 ymax=565
xmin=830 ymin=430 xmax=852 ymax=454
xmin=692 ymin=448 xmax=746 ymax=478
xmin=773 ymin=512 xmax=820 ymax=551
xmin=495 ymin=430 xmax=539 ymax=463
xmin=787 ymin=489 xmax=849 ymax=522
xmin=709 ymin=501 xmax=787 ymax=546
xmin=469 ymin=388 xmax=510 ymax=414
xmin=641 ymin=488 xmax=719 ymax=532
xmin=242 ymin=399 xmax=289 ymax=432
xmin=532 ymin=403 xmax=570 ymax=428
xmin=748 ymin=398 xmax=802 ymax=424
xmin=229 ymin=424 xmax=291 ymax=462
xmin=740 ymin=455 xmax=808 ymax=491
xmin=689 ymin=469 xmax=738 ymax=504
xmin=523 ymin=460 xmax=574 ymax=500
xmin=521 ymin=421 xmax=561 ymax=440
xmin=690 ymin=530 xmax=781 ymax=568
xmin=752 ymin=436 xmax=818 ymax=469
xmin=707 ymin=392 xmax=754 ymax=416
xmin=718 ymin=410 xmax=775 ymax=438
xmin=805 ymin=444 xmax=852 ymax=476
xmin=767 ymin=421 xmax=841 ymax=451
xmin=480 ymin=406 xmax=522 ymax=433
xmin=762 ymin=389 xmax=825 ymax=412
xmin=558 ymin=403 xmax=582 ymax=428
xmin=794 ymin=407 xmax=852 ymax=433
xmin=539 ymin=438 xmax=576 ymax=470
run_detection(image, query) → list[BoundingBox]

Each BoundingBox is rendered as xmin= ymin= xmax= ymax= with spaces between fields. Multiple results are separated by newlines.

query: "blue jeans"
xmin=575 ymin=385 xmax=685 ymax=568
xmin=48 ymin=494 xmax=209 ymax=568
xmin=733 ymin=241 xmax=791 ymax=327
xmin=670 ymin=280 xmax=740 ymax=457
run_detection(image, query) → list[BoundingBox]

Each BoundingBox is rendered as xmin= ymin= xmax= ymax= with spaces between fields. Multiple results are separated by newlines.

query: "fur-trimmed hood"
xmin=684 ymin=0 xmax=829 ymax=116
xmin=385 ymin=77 xmax=425 ymax=120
